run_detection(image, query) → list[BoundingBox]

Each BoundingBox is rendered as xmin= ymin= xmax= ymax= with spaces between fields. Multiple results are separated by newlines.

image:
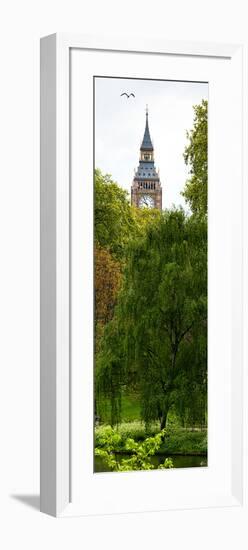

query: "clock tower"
xmin=131 ymin=107 xmax=162 ymax=210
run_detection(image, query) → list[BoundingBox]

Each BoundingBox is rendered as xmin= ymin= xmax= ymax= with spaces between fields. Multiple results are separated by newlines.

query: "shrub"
xmin=95 ymin=421 xmax=160 ymax=449
xmin=95 ymin=427 xmax=173 ymax=472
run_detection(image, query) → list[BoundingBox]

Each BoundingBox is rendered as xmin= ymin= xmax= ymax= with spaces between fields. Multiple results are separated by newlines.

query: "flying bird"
xmin=120 ymin=92 xmax=135 ymax=98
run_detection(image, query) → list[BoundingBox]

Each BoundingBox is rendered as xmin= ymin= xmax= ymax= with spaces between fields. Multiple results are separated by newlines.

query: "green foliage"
xmin=95 ymin=421 xmax=160 ymax=449
xmin=132 ymin=205 xmax=161 ymax=232
xmin=95 ymin=317 xmax=124 ymax=426
xmin=95 ymin=101 xmax=208 ymax=455
xmin=94 ymin=169 xmax=136 ymax=260
xmin=94 ymin=168 xmax=162 ymax=261
xmin=95 ymin=427 xmax=173 ymax=471
xmin=96 ymin=209 xmax=207 ymax=429
xmin=182 ymin=100 xmax=208 ymax=216
xmin=158 ymin=428 xmax=207 ymax=455
xmin=95 ymin=422 xmax=207 ymax=452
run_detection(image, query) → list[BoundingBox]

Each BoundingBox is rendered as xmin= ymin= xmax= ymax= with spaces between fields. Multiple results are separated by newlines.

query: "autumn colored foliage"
xmin=95 ymin=245 xmax=121 ymax=327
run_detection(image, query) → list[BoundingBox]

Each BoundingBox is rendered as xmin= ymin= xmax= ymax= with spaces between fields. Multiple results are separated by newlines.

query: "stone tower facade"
xmin=131 ymin=107 xmax=162 ymax=210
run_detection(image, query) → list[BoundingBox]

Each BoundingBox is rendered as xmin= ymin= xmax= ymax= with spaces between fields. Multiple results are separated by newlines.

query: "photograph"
xmin=94 ymin=76 xmax=208 ymax=473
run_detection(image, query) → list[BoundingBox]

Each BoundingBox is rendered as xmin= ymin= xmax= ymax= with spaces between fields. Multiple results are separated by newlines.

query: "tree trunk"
xmin=160 ymin=406 xmax=169 ymax=430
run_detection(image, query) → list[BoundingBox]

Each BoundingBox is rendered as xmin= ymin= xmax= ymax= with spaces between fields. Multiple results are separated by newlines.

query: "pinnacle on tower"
xmin=140 ymin=105 xmax=153 ymax=151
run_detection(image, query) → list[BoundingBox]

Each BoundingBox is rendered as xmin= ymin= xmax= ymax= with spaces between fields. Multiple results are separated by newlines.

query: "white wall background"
xmin=0 ymin=1 xmax=247 ymax=548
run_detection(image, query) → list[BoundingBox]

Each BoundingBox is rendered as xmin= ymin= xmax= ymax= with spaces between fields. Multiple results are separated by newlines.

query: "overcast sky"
xmin=94 ymin=77 xmax=208 ymax=210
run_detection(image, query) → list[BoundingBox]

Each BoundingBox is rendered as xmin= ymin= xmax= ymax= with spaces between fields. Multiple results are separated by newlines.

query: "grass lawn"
xmin=97 ymin=394 xmax=141 ymax=423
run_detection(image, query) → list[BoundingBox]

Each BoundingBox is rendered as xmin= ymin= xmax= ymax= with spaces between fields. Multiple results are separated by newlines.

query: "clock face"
xmin=139 ymin=194 xmax=155 ymax=208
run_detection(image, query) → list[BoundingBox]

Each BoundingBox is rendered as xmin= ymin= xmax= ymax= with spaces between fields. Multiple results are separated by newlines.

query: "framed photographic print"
xmin=40 ymin=34 xmax=245 ymax=517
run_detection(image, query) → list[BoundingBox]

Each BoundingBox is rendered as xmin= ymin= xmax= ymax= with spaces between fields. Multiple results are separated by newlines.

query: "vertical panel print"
xmin=94 ymin=77 xmax=208 ymax=473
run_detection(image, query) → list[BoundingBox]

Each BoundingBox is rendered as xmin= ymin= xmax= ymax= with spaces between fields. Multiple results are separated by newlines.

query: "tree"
xmin=94 ymin=169 xmax=136 ymax=261
xmin=173 ymin=323 xmax=207 ymax=429
xmin=94 ymin=168 xmax=161 ymax=261
xmin=182 ymin=100 xmax=208 ymax=216
xmin=97 ymin=209 xmax=207 ymax=429
xmin=95 ymin=246 xmax=121 ymax=327
xmin=94 ymin=168 xmax=162 ymax=349
xmin=94 ymin=170 xmax=164 ymax=422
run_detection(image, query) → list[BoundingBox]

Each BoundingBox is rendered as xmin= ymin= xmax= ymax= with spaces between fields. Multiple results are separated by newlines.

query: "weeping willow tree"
xmin=96 ymin=209 xmax=207 ymax=429
xmin=172 ymin=324 xmax=207 ymax=429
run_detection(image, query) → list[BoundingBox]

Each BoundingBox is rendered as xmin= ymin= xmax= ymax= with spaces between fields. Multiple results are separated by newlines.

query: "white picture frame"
xmin=40 ymin=34 xmax=245 ymax=517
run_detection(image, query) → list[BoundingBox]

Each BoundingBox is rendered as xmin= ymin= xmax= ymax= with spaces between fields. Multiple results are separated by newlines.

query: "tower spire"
xmin=141 ymin=105 xmax=153 ymax=151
